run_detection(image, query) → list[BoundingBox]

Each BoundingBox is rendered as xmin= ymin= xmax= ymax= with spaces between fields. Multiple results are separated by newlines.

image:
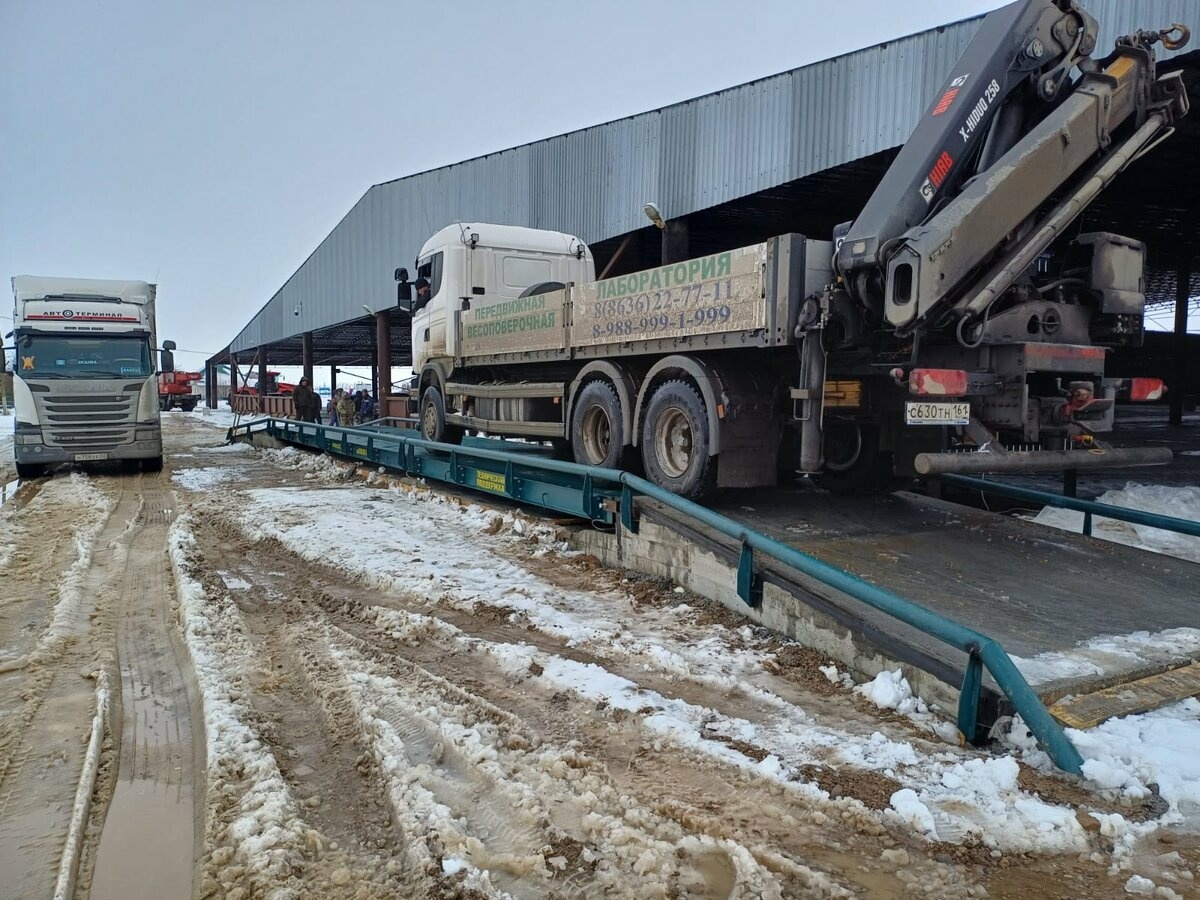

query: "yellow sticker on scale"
xmin=475 ymin=470 xmax=506 ymax=493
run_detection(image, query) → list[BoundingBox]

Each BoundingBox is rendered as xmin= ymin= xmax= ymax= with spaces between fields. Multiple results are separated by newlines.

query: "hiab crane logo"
xmin=920 ymin=150 xmax=955 ymax=204
xmin=932 ymin=73 xmax=970 ymax=116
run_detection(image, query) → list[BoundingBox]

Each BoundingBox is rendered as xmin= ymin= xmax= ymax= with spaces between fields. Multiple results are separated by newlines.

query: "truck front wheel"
xmin=640 ymin=380 xmax=717 ymax=500
xmin=15 ymin=462 xmax=46 ymax=480
xmin=420 ymin=386 xmax=464 ymax=445
xmin=570 ymin=381 xmax=626 ymax=468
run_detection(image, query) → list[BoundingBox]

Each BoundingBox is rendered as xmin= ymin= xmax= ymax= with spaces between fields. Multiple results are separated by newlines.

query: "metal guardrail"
xmin=230 ymin=417 xmax=1086 ymax=774
xmin=941 ymin=473 xmax=1200 ymax=539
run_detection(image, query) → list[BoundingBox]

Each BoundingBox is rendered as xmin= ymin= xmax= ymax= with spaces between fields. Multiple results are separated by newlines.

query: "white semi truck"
xmin=396 ymin=2 xmax=1187 ymax=500
xmin=10 ymin=276 xmax=173 ymax=479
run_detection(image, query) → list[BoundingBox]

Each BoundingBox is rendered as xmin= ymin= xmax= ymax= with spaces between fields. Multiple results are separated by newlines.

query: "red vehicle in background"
xmin=158 ymin=370 xmax=203 ymax=411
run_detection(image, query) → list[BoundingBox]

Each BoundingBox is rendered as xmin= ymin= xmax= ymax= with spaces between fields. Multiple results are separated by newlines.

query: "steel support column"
xmin=662 ymin=217 xmax=689 ymax=265
xmin=206 ymin=360 xmax=217 ymax=408
xmin=302 ymin=331 xmax=314 ymax=388
xmin=330 ymin=364 xmax=337 ymax=393
xmin=375 ymin=310 xmax=391 ymax=399
xmin=1170 ymin=254 xmax=1192 ymax=426
xmin=256 ymin=347 xmax=267 ymax=413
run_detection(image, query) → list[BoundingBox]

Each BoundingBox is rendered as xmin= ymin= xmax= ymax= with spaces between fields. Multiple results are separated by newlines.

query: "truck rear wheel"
xmin=640 ymin=380 xmax=717 ymax=500
xmin=570 ymin=381 xmax=626 ymax=468
xmin=420 ymin=386 xmax=463 ymax=445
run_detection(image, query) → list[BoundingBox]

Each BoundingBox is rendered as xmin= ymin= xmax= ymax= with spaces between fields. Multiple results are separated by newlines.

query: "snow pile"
xmin=263 ymin=447 xmax=353 ymax=483
xmin=1011 ymin=628 xmax=1200 ymax=685
xmin=1032 ymin=483 xmax=1200 ymax=563
xmin=855 ymin=669 xmax=928 ymax=716
xmin=173 ymin=466 xmax=244 ymax=491
xmin=1070 ymin=698 xmax=1200 ymax=812
xmin=168 ymin=516 xmax=310 ymax=895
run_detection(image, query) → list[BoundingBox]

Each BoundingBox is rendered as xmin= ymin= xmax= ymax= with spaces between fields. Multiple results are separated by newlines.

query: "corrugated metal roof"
xmin=227 ymin=0 xmax=1199 ymax=355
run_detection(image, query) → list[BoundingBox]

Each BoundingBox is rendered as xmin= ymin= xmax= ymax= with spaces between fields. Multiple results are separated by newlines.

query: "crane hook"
xmin=1161 ymin=23 xmax=1190 ymax=51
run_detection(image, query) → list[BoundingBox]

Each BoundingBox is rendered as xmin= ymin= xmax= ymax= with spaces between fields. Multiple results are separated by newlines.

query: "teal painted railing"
xmin=229 ymin=417 xmax=1085 ymax=774
xmin=941 ymin=473 xmax=1200 ymax=539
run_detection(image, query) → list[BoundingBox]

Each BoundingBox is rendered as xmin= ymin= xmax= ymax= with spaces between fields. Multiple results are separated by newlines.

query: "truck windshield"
xmin=16 ymin=334 xmax=153 ymax=379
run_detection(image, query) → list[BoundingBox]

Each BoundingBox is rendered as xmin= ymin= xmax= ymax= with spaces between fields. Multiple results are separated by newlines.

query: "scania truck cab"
xmin=10 ymin=276 xmax=170 ymax=479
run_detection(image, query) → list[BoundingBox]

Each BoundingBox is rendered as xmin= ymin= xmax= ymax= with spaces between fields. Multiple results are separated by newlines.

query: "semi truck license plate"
xmin=905 ymin=401 xmax=970 ymax=426
xmin=74 ymin=452 xmax=109 ymax=461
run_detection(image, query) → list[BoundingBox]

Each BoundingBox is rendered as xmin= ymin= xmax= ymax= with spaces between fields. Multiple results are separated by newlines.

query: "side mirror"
xmin=161 ymin=348 xmax=175 ymax=373
xmin=395 ymin=267 xmax=412 ymax=311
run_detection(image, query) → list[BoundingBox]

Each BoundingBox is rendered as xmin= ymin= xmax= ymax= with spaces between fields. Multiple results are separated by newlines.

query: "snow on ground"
xmin=1032 ymin=482 xmax=1200 ymax=563
xmin=172 ymin=466 xmax=245 ymax=491
xmin=222 ymin=472 xmax=1190 ymax=860
xmin=173 ymin=406 xmax=265 ymax=430
xmin=1011 ymin=628 xmax=1200 ymax=685
xmin=0 ymin=474 xmax=112 ymax=653
xmin=240 ymin=483 xmax=777 ymax=697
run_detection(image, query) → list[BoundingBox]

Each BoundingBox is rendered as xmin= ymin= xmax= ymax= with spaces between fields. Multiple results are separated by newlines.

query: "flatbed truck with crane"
xmin=395 ymin=0 xmax=1189 ymax=499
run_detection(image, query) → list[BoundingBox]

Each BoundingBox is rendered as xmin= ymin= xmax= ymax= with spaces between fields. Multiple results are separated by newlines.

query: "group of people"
xmin=290 ymin=378 xmax=376 ymax=425
xmin=329 ymin=388 xmax=375 ymax=426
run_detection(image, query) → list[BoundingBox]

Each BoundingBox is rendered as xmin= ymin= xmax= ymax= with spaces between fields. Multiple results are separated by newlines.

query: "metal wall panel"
xmin=228 ymin=0 xmax=1198 ymax=355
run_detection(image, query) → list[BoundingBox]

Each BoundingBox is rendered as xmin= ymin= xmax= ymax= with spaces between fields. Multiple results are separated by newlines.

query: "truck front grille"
xmin=35 ymin=391 xmax=138 ymax=451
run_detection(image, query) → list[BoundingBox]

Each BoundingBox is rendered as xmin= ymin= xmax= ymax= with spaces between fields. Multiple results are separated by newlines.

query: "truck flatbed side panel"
xmin=572 ymin=244 xmax=768 ymax=347
xmin=458 ymin=288 xmax=569 ymax=357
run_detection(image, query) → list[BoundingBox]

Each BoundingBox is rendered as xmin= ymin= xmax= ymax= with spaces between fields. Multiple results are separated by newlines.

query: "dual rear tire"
xmin=570 ymin=378 xmax=716 ymax=501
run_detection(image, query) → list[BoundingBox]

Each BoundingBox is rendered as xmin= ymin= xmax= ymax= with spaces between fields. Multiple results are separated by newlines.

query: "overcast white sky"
xmin=4 ymin=0 xmax=1031 ymax=367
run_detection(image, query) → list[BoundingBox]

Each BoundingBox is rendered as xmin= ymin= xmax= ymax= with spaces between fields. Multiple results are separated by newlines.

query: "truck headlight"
xmin=135 ymin=428 xmax=161 ymax=442
xmin=16 ymin=431 xmax=44 ymax=445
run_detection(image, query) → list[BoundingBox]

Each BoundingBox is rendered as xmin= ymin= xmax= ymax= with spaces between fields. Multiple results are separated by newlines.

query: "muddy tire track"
xmin=0 ymin=474 xmax=122 ymax=899
xmin=183 ymin=529 xmax=426 ymax=898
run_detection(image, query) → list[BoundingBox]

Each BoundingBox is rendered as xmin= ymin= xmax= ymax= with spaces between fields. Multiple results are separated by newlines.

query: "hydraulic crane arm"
xmin=834 ymin=0 xmax=1189 ymax=335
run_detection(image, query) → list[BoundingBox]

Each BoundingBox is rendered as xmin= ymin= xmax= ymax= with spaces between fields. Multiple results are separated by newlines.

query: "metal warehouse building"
xmin=208 ymin=0 xmax=1200 ymax=420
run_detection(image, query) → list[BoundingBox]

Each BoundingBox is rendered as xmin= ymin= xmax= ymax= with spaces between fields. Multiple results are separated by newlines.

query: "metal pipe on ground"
xmin=915 ymin=446 xmax=1172 ymax=476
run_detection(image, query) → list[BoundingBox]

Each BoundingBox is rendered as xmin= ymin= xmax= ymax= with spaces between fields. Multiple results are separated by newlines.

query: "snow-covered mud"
xmin=2 ymin=412 xmax=1197 ymax=899
xmin=154 ymin=414 xmax=1199 ymax=898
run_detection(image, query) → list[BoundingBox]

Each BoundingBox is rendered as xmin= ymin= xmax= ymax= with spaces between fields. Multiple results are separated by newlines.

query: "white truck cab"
xmin=10 ymin=276 xmax=168 ymax=478
xmin=406 ymin=223 xmax=594 ymax=372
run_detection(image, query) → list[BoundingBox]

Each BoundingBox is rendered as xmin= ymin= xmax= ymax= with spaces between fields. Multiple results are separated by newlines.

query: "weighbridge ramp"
xmin=229 ymin=417 xmax=1200 ymax=774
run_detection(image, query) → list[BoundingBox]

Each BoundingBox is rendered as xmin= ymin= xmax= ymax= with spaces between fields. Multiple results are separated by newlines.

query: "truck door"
xmin=412 ymin=250 xmax=446 ymax=368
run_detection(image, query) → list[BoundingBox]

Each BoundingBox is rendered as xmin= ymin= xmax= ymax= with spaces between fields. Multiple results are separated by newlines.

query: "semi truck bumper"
xmin=14 ymin=426 xmax=162 ymax=466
